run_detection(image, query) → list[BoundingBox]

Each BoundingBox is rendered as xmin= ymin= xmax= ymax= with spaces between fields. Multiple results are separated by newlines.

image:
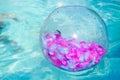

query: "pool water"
xmin=0 ymin=0 xmax=120 ymax=80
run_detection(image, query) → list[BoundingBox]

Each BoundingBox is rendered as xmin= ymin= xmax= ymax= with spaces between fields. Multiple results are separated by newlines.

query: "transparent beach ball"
xmin=40 ymin=6 xmax=108 ymax=72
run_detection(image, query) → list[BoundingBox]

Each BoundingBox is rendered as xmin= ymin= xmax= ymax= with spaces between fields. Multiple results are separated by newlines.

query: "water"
xmin=0 ymin=0 xmax=120 ymax=80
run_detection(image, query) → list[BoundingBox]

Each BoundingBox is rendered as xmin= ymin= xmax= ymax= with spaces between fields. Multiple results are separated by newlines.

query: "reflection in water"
xmin=0 ymin=14 xmax=43 ymax=80
xmin=0 ymin=0 xmax=120 ymax=80
xmin=0 ymin=15 xmax=23 ymax=76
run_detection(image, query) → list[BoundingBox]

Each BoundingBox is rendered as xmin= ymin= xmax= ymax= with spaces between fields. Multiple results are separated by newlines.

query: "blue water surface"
xmin=0 ymin=0 xmax=120 ymax=80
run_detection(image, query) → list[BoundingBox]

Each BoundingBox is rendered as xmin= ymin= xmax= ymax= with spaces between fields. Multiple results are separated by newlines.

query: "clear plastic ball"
xmin=40 ymin=6 xmax=108 ymax=72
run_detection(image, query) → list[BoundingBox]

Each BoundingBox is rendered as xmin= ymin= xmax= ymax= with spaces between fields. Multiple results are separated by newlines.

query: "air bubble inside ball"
xmin=40 ymin=6 xmax=108 ymax=72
